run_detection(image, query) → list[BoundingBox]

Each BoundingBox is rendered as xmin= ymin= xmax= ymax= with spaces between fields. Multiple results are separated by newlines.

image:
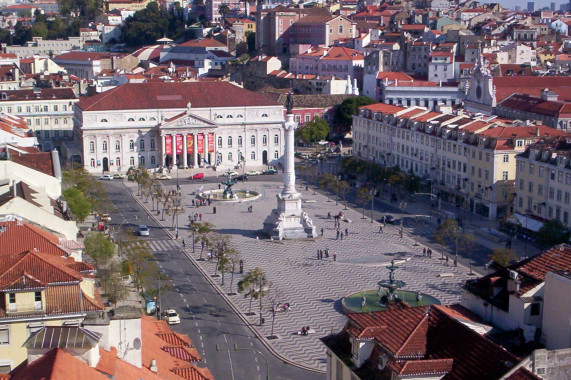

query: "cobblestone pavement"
xmin=139 ymin=180 xmax=470 ymax=371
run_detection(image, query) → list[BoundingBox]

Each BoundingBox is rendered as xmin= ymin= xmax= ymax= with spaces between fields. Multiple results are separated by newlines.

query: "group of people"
xmin=422 ymin=247 xmax=433 ymax=258
xmin=300 ymin=325 xmax=311 ymax=335
xmin=316 ymin=248 xmax=336 ymax=261
xmin=192 ymin=199 xmax=210 ymax=207
xmin=247 ymin=205 xmax=253 ymax=213
xmin=189 ymin=213 xmax=203 ymax=222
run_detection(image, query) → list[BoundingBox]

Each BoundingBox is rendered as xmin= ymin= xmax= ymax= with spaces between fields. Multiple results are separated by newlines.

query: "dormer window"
xmin=128 ymin=118 xmax=134 ymax=122
xmin=261 ymin=113 xmax=268 ymax=118
xmin=226 ymin=115 xmax=233 ymax=118
xmin=101 ymin=119 xmax=108 ymax=123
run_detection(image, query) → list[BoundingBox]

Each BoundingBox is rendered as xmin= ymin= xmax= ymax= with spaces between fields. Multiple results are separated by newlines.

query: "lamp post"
xmin=369 ymin=187 xmax=376 ymax=223
xmin=216 ymin=345 xmax=269 ymax=380
xmin=399 ymin=201 xmax=407 ymax=237
xmin=414 ymin=215 xmax=419 ymax=246
xmin=454 ymin=225 xmax=462 ymax=267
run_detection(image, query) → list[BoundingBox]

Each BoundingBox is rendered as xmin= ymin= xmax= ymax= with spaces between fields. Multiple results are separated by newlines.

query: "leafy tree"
xmin=295 ymin=117 xmax=330 ymax=144
xmin=218 ymin=3 xmax=230 ymax=24
xmin=127 ymin=165 xmax=150 ymax=196
xmin=460 ymin=234 xmax=477 ymax=274
xmin=98 ymin=261 xmax=127 ymax=306
xmin=189 ymin=221 xmax=213 ymax=255
xmin=537 ymin=219 xmax=570 ymax=247
xmin=246 ymin=31 xmax=255 ymax=52
xmin=489 ymin=248 xmax=518 ymax=267
xmin=84 ymin=232 xmax=116 ymax=267
xmin=334 ymin=96 xmax=376 ymax=135
xmin=62 ymin=187 xmax=91 ymax=222
xmin=238 ymin=268 xmax=270 ymax=325
xmin=357 ymin=187 xmax=372 ymax=218
xmin=433 ymin=219 xmax=460 ymax=260
xmin=337 ymin=180 xmax=350 ymax=209
xmin=123 ymin=239 xmax=154 ymax=292
xmin=319 ymin=173 xmax=336 ymax=194
xmin=122 ymin=2 xmax=186 ymax=46
xmin=403 ymin=173 xmax=421 ymax=194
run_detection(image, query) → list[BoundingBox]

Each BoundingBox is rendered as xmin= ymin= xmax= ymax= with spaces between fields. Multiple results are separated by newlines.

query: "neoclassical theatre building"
xmin=75 ymin=82 xmax=285 ymax=173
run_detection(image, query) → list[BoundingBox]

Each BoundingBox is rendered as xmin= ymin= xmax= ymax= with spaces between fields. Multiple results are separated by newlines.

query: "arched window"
xmin=261 ymin=113 xmax=268 ymax=117
xmin=140 ymin=140 xmax=145 ymax=151
xmin=150 ymin=156 xmax=155 ymax=165
xmin=116 ymin=158 xmax=121 ymax=167
xmin=227 ymin=136 xmax=232 ymax=147
xmin=129 ymin=140 xmax=134 ymax=151
xmin=150 ymin=139 xmax=155 ymax=151
xmin=89 ymin=141 xmax=95 ymax=153
xmin=274 ymin=150 xmax=279 ymax=159
xmin=216 ymin=115 xmax=223 ymax=119
xmin=101 ymin=119 xmax=108 ymax=123
xmin=115 ymin=140 xmax=120 ymax=151
xmin=226 ymin=115 xmax=233 ymax=118
xmin=218 ymin=136 xmax=222 ymax=147
xmin=237 ymin=114 xmax=243 ymax=118
xmin=238 ymin=136 xmax=243 ymax=147
xmin=228 ymin=152 xmax=233 ymax=161
xmin=150 ymin=117 xmax=156 ymax=121
xmin=238 ymin=151 xmax=243 ymax=162
xmin=217 ymin=153 xmax=222 ymax=163
xmin=250 ymin=151 xmax=255 ymax=160
xmin=138 ymin=117 xmax=145 ymax=121
xmin=250 ymin=135 xmax=255 ymax=145
xmin=90 ymin=158 xmax=95 ymax=167
xmin=274 ymin=134 xmax=279 ymax=145
xmin=102 ymin=141 xmax=107 ymax=152
xmin=139 ymin=156 xmax=145 ymax=165
xmin=128 ymin=118 xmax=134 ymax=122
xmin=262 ymin=135 xmax=267 ymax=145
xmin=130 ymin=157 xmax=135 ymax=166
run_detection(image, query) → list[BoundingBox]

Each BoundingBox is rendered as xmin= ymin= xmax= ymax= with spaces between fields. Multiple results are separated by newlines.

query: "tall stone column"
xmin=282 ymin=113 xmax=297 ymax=195
xmin=161 ymin=134 xmax=166 ymax=167
xmin=171 ymin=134 xmax=176 ymax=167
xmin=182 ymin=134 xmax=188 ymax=168
xmin=193 ymin=134 xmax=198 ymax=168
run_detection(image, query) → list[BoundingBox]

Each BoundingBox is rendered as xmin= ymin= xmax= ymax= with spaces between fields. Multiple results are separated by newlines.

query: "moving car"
xmin=99 ymin=214 xmax=112 ymax=222
xmin=113 ymin=173 xmax=126 ymax=179
xmin=226 ymin=171 xmax=239 ymax=177
xmin=99 ymin=174 xmax=114 ymax=180
xmin=163 ymin=309 xmax=180 ymax=325
xmin=246 ymin=170 xmax=261 ymax=176
xmin=156 ymin=174 xmax=172 ymax=180
xmin=317 ymin=140 xmax=329 ymax=145
xmin=263 ymin=169 xmax=278 ymax=175
xmin=382 ymin=215 xmax=397 ymax=224
xmin=235 ymin=174 xmax=249 ymax=181
xmin=138 ymin=225 xmax=150 ymax=236
xmin=190 ymin=172 xmax=204 ymax=180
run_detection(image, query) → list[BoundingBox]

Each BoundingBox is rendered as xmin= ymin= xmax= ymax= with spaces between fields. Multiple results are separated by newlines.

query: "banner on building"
xmin=187 ymin=134 xmax=194 ymax=154
xmin=197 ymin=133 xmax=204 ymax=154
xmin=176 ymin=134 xmax=183 ymax=154
xmin=165 ymin=135 xmax=172 ymax=155
xmin=208 ymin=133 xmax=214 ymax=153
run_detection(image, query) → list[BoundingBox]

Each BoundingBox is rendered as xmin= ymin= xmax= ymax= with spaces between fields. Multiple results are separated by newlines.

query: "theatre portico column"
xmin=161 ymin=134 xmax=166 ymax=167
xmin=171 ymin=134 xmax=176 ymax=167
xmin=193 ymin=133 xmax=198 ymax=168
xmin=182 ymin=134 xmax=188 ymax=168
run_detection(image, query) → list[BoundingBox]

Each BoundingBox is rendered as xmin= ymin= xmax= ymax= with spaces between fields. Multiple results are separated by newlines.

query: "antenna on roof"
xmin=424 ymin=305 xmax=431 ymax=316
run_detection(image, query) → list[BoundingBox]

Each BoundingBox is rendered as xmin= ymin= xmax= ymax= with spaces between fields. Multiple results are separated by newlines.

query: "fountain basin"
xmin=198 ymin=189 xmax=261 ymax=203
xmin=341 ymin=289 xmax=441 ymax=314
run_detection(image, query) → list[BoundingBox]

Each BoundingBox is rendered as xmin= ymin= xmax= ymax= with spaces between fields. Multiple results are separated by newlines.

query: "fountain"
xmin=341 ymin=260 xmax=440 ymax=313
xmin=197 ymin=170 xmax=260 ymax=203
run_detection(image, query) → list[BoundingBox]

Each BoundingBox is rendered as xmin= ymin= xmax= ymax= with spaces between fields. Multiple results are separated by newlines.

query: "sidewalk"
xmin=127 ymin=178 xmax=472 ymax=371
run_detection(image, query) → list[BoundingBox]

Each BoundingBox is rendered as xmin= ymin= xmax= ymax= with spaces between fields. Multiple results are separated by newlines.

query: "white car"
xmin=226 ymin=171 xmax=239 ymax=177
xmin=317 ymin=140 xmax=329 ymax=145
xmin=112 ymin=173 xmax=126 ymax=179
xmin=246 ymin=170 xmax=261 ymax=176
xmin=156 ymin=174 xmax=172 ymax=180
xmin=163 ymin=309 xmax=180 ymax=325
xmin=138 ymin=225 xmax=150 ymax=236
xmin=99 ymin=174 xmax=114 ymax=180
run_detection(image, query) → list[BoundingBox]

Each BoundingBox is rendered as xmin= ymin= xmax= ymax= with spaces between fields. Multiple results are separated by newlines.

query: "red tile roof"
xmin=54 ymin=51 xmax=113 ymax=61
xmin=498 ymin=93 xmax=571 ymax=118
xmin=10 ymin=151 xmax=56 ymax=177
xmin=493 ymin=76 xmax=571 ymax=102
xmin=177 ymin=38 xmax=226 ymax=48
xmin=505 ymin=367 xmax=543 ymax=380
xmin=376 ymin=71 xmax=414 ymax=81
xmin=0 ymin=220 xmax=69 ymax=258
xmin=0 ymin=88 xmax=76 ymax=102
xmin=360 ymin=103 xmax=405 ymax=115
xmin=517 ymin=244 xmax=571 ymax=283
xmin=76 ymin=82 xmax=280 ymax=112
xmin=344 ymin=304 xmax=520 ymax=379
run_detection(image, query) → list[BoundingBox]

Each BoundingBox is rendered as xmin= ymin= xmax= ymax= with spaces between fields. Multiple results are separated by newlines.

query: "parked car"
xmin=156 ymin=174 xmax=171 ymax=180
xmin=263 ymin=169 xmax=278 ymax=175
xmin=99 ymin=214 xmax=111 ymax=222
xmin=138 ymin=225 xmax=150 ymax=236
xmin=235 ymin=174 xmax=249 ymax=181
xmin=382 ymin=215 xmax=397 ymax=224
xmin=99 ymin=174 xmax=114 ymax=180
xmin=226 ymin=171 xmax=239 ymax=177
xmin=190 ymin=172 xmax=204 ymax=180
xmin=317 ymin=140 xmax=329 ymax=145
xmin=246 ymin=170 xmax=261 ymax=176
xmin=162 ymin=309 xmax=180 ymax=325
xmin=112 ymin=173 xmax=126 ymax=179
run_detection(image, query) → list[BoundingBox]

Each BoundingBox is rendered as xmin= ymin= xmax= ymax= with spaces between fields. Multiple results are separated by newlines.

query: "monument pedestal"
xmin=263 ymin=109 xmax=317 ymax=240
xmin=263 ymin=193 xmax=317 ymax=239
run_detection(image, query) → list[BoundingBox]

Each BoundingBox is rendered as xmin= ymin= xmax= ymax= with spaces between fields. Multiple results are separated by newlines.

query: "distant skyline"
xmin=483 ymin=0 xmax=565 ymax=10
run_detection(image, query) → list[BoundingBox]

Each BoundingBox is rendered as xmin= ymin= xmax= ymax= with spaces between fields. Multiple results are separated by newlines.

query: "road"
xmin=103 ymin=181 xmax=324 ymax=380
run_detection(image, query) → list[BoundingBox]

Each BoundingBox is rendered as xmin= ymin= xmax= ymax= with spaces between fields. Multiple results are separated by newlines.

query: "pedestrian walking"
xmin=340 ymin=232 xmax=344 ymax=240
xmin=422 ymin=247 xmax=426 ymax=257
xmin=239 ymin=259 xmax=244 ymax=274
xmin=182 ymin=239 xmax=186 ymax=248
xmin=336 ymin=230 xmax=340 ymax=240
xmin=428 ymin=248 xmax=432 ymax=258
xmin=445 ymin=256 xmax=449 ymax=266
xmin=325 ymin=249 xmax=329 ymax=258
xmin=345 ymin=228 xmax=348 ymax=237
xmin=333 ymin=253 xmax=337 ymax=261
xmin=192 ymin=200 xmax=195 ymax=206
xmin=317 ymin=251 xmax=320 ymax=260
xmin=199 ymin=213 xmax=203 ymax=221
xmin=327 ymin=212 xmax=331 ymax=219
xmin=213 ymin=206 xmax=217 ymax=214
xmin=218 ymin=183 xmax=221 ymax=190
xmin=379 ymin=225 xmax=383 ymax=233
xmin=454 ymin=256 xmax=457 ymax=267
xmin=399 ymin=230 xmax=403 ymax=238
xmin=320 ymin=227 xmax=324 ymax=236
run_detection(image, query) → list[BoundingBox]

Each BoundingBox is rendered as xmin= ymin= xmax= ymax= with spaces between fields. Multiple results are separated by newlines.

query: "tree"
xmin=433 ymin=219 xmax=460 ymax=260
xmin=123 ymin=239 xmax=154 ymax=292
xmin=62 ymin=187 xmax=91 ymax=222
xmin=84 ymin=232 xmax=116 ymax=268
xmin=334 ymin=96 xmax=376 ymax=135
xmin=460 ymin=234 xmax=477 ymax=275
xmin=266 ymin=287 xmax=283 ymax=339
xmin=537 ymin=219 xmax=570 ymax=247
xmin=489 ymin=248 xmax=518 ymax=267
xmin=295 ymin=117 xmax=330 ymax=144
xmin=197 ymin=223 xmax=214 ymax=260
xmin=98 ymin=261 xmax=127 ymax=306
xmin=337 ymin=180 xmax=350 ymax=209
xmin=238 ymin=268 xmax=270 ymax=325
xmin=127 ymin=165 xmax=150 ymax=197
xmin=319 ymin=173 xmax=336 ymax=196
xmin=226 ymin=249 xmax=241 ymax=295
xmin=218 ymin=3 xmax=230 ymax=24
xmin=246 ymin=31 xmax=255 ymax=52
xmin=356 ymin=187 xmax=372 ymax=218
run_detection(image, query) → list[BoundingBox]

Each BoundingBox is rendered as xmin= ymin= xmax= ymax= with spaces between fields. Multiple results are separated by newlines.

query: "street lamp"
xmin=454 ymin=225 xmax=462 ymax=267
xmin=369 ymin=187 xmax=376 ymax=223
xmin=399 ymin=201 xmax=407 ymax=237
xmin=216 ymin=345 xmax=269 ymax=380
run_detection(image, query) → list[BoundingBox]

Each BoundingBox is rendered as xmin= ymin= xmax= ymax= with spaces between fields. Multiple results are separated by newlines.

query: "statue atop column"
xmin=286 ymin=92 xmax=294 ymax=114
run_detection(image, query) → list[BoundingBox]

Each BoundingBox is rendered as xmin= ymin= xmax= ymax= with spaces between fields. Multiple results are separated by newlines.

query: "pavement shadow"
xmin=217 ymin=228 xmax=260 ymax=239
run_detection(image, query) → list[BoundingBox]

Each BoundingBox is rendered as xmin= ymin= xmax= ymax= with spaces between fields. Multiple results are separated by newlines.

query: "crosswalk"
xmin=147 ymin=239 xmax=181 ymax=252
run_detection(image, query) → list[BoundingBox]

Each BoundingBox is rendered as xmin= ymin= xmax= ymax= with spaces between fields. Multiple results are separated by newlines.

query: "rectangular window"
xmin=529 ymin=164 xmax=534 ymax=174
xmin=519 ymin=179 xmax=524 ymax=190
xmin=539 ymin=166 xmax=544 ymax=177
xmin=503 ymin=154 xmax=509 ymax=163
xmin=0 ymin=325 xmax=9 ymax=345
xmin=549 ymin=188 xmax=554 ymax=199
xmin=557 ymin=190 xmax=562 ymax=201
xmin=502 ymin=171 xmax=508 ymax=180
xmin=528 ymin=182 xmax=533 ymax=193
xmin=538 ymin=185 xmax=543 ymax=196
xmin=530 ymin=303 xmax=540 ymax=316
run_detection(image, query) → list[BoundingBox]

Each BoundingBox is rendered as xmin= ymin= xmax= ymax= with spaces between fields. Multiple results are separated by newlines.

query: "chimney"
xmin=540 ymin=88 xmax=558 ymax=101
xmin=536 ymin=127 xmax=540 ymax=137
xmin=150 ymin=359 xmax=158 ymax=373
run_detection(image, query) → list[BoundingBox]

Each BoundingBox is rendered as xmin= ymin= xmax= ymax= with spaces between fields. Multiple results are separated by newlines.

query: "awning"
xmin=508 ymin=213 xmax=544 ymax=232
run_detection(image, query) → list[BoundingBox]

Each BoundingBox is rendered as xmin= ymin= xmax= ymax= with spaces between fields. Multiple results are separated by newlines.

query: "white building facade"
xmin=75 ymin=82 xmax=285 ymax=174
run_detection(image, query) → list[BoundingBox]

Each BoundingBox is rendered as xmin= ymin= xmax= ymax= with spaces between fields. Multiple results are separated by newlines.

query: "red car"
xmin=190 ymin=173 xmax=204 ymax=180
